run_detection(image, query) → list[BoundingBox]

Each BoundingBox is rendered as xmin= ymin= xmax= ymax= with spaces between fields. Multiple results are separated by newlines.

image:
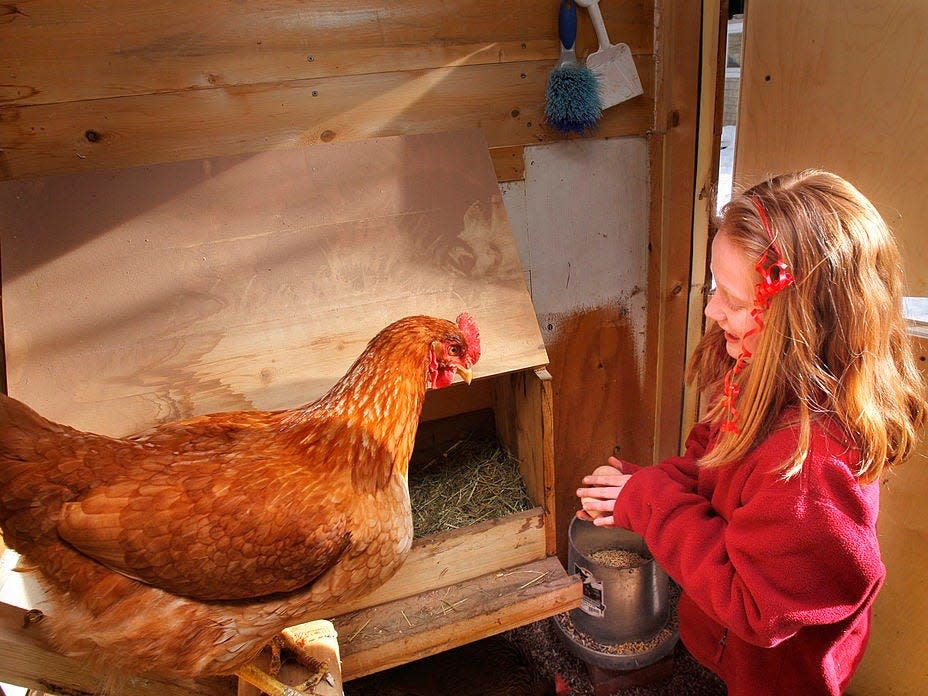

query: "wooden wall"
xmin=1 ymin=0 xmax=706 ymax=561
xmin=733 ymin=3 xmax=928 ymax=689
xmin=735 ymin=0 xmax=928 ymax=297
xmin=0 ymin=1 xmax=652 ymax=183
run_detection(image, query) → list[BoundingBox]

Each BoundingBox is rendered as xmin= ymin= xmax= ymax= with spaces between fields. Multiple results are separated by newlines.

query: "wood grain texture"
xmin=645 ymin=0 xmax=702 ymax=461
xmin=0 ymin=0 xmax=655 ymax=181
xmin=544 ymin=305 xmax=652 ymax=563
xmin=334 ymin=555 xmax=580 ymax=680
xmin=0 ymin=130 xmax=546 ymax=436
xmin=0 ymin=0 xmax=652 ymax=106
xmin=492 ymin=369 xmax=556 ymax=554
xmin=317 ymin=509 xmax=547 ymax=618
xmin=0 ymin=56 xmax=653 ymax=181
xmin=735 ymin=0 xmax=928 ymax=297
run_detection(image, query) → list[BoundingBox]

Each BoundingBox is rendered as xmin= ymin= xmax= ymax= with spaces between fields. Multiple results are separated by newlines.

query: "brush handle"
xmin=558 ymin=0 xmax=578 ymax=51
xmin=575 ymin=0 xmax=613 ymax=51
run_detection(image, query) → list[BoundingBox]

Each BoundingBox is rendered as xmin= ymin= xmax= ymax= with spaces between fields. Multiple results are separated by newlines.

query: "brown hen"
xmin=0 ymin=313 xmax=480 ymax=691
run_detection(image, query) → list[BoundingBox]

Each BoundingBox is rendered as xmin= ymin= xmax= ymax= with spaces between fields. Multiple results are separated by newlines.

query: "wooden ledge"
xmin=334 ymin=555 xmax=581 ymax=681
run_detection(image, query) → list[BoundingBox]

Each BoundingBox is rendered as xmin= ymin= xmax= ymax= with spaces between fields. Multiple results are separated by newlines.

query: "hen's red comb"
xmin=455 ymin=312 xmax=481 ymax=364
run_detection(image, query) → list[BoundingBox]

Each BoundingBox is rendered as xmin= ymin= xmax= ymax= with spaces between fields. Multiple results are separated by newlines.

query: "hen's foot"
xmin=277 ymin=621 xmax=341 ymax=693
xmin=235 ymin=662 xmax=309 ymax=696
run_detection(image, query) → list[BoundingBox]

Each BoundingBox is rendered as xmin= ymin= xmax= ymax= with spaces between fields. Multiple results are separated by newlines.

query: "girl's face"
xmin=706 ymin=229 xmax=760 ymax=359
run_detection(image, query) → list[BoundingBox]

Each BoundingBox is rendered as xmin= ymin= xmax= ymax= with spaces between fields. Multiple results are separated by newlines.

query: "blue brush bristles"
xmin=544 ymin=1 xmax=602 ymax=135
xmin=545 ymin=62 xmax=602 ymax=134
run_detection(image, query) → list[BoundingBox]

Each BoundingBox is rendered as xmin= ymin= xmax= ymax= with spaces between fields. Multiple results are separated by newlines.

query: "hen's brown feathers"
xmin=0 ymin=313 xmax=480 ymax=678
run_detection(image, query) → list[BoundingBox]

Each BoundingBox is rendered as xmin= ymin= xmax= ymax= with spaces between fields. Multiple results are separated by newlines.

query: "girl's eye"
xmin=708 ymin=289 xmax=746 ymax=311
xmin=726 ymin=298 xmax=747 ymax=311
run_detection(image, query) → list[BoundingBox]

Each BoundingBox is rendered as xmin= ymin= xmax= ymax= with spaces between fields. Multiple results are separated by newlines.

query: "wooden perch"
xmin=0 ymin=601 xmax=234 ymax=696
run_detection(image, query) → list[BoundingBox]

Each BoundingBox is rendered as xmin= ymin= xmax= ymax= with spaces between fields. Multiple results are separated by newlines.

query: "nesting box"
xmin=0 ymin=129 xmax=580 ymax=687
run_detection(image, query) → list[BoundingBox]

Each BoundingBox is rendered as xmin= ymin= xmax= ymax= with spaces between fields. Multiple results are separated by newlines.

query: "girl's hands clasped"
xmin=576 ymin=456 xmax=632 ymax=526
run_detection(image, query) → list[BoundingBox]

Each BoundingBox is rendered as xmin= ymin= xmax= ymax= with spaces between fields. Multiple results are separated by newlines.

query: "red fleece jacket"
xmin=613 ymin=416 xmax=884 ymax=695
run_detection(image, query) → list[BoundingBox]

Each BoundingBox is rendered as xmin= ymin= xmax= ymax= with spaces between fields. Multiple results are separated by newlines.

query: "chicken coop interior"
xmin=1 ymin=2 xmax=927 ymax=696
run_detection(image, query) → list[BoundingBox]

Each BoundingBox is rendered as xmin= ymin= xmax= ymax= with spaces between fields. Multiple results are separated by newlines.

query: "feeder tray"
xmin=553 ymin=603 xmax=679 ymax=672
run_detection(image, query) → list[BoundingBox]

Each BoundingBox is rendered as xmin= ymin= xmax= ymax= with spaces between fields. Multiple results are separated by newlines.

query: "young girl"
xmin=576 ymin=170 xmax=925 ymax=695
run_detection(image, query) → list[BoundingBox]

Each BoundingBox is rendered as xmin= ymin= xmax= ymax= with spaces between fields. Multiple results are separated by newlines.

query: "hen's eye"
xmin=448 ymin=345 xmax=460 ymax=356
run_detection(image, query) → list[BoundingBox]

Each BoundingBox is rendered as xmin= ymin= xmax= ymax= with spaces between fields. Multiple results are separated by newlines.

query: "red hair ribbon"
xmin=718 ymin=196 xmax=796 ymax=434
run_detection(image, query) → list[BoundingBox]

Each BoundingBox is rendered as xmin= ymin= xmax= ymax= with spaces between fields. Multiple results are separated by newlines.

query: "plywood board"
xmin=0 ymin=129 xmax=547 ymax=436
xmin=735 ymin=0 xmax=928 ymax=296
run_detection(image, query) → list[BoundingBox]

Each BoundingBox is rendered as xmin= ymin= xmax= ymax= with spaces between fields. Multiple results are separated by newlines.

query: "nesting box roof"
xmin=0 ymin=130 xmax=546 ymax=436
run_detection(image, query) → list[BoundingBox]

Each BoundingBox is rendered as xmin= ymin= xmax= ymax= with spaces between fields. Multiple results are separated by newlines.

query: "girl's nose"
xmin=705 ymin=292 xmax=724 ymax=322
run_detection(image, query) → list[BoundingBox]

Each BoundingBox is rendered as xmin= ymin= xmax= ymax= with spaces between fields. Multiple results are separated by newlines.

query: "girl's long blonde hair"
xmin=690 ymin=170 xmax=925 ymax=482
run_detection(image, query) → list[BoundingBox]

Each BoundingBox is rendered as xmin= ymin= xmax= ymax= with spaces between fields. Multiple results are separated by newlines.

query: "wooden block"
xmin=493 ymin=369 xmax=556 ymax=554
xmin=238 ymin=620 xmax=342 ymax=696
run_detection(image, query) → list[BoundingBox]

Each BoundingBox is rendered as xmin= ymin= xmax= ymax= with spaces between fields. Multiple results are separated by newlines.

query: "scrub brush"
xmin=544 ymin=0 xmax=602 ymax=134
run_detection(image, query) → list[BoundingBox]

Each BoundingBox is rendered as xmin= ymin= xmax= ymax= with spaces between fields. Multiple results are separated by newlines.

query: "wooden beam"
xmin=646 ymin=0 xmax=703 ymax=461
xmin=318 ymin=509 xmax=546 ymax=618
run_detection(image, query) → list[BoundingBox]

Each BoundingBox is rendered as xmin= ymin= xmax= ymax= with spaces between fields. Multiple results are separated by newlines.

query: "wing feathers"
xmin=58 ymin=478 xmax=354 ymax=601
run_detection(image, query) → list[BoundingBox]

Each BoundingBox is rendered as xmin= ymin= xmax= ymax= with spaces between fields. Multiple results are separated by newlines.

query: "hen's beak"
xmin=456 ymin=365 xmax=474 ymax=385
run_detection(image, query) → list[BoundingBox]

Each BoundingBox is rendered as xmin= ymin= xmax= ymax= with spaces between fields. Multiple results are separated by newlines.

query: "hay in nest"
xmin=409 ymin=435 xmax=535 ymax=537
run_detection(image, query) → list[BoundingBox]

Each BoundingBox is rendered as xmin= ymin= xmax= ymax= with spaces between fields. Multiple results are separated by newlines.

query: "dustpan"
xmin=576 ymin=0 xmax=643 ymax=108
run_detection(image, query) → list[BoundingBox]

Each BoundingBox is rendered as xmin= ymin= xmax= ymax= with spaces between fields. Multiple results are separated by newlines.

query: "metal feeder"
xmin=555 ymin=517 xmax=677 ymax=672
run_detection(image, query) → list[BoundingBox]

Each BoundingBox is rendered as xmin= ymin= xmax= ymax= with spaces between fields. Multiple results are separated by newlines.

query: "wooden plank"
xmin=316 ymin=509 xmax=546 ymax=618
xmin=735 ymin=0 xmax=928 ymax=297
xmin=0 ymin=601 xmax=234 ymax=696
xmin=647 ymin=0 xmax=702 ymax=460
xmin=681 ymin=0 xmax=724 ymax=435
xmin=521 ymin=137 xmax=651 ymax=561
xmin=492 ymin=368 xmax=556 ymax=554
xmin=0 ymin=130 xmax=547 ymax=436
xmin=0 ymin=0 xmax=652 ymax=106
xmin=0 ymin=56 xmax=654 ymax=181
xmin=333 ymin=556 xmax=581 ymax=680
xmin=420 ymin=378 xmax=494 ymax=424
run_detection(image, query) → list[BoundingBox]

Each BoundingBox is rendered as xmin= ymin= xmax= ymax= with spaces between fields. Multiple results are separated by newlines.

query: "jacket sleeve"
xmin=612 ymin=435 xmax=884 ymax=647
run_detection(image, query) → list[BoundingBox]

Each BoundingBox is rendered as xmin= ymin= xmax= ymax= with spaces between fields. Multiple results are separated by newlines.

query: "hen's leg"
xmin=236 ymin=662 xmax=308 ymax=696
